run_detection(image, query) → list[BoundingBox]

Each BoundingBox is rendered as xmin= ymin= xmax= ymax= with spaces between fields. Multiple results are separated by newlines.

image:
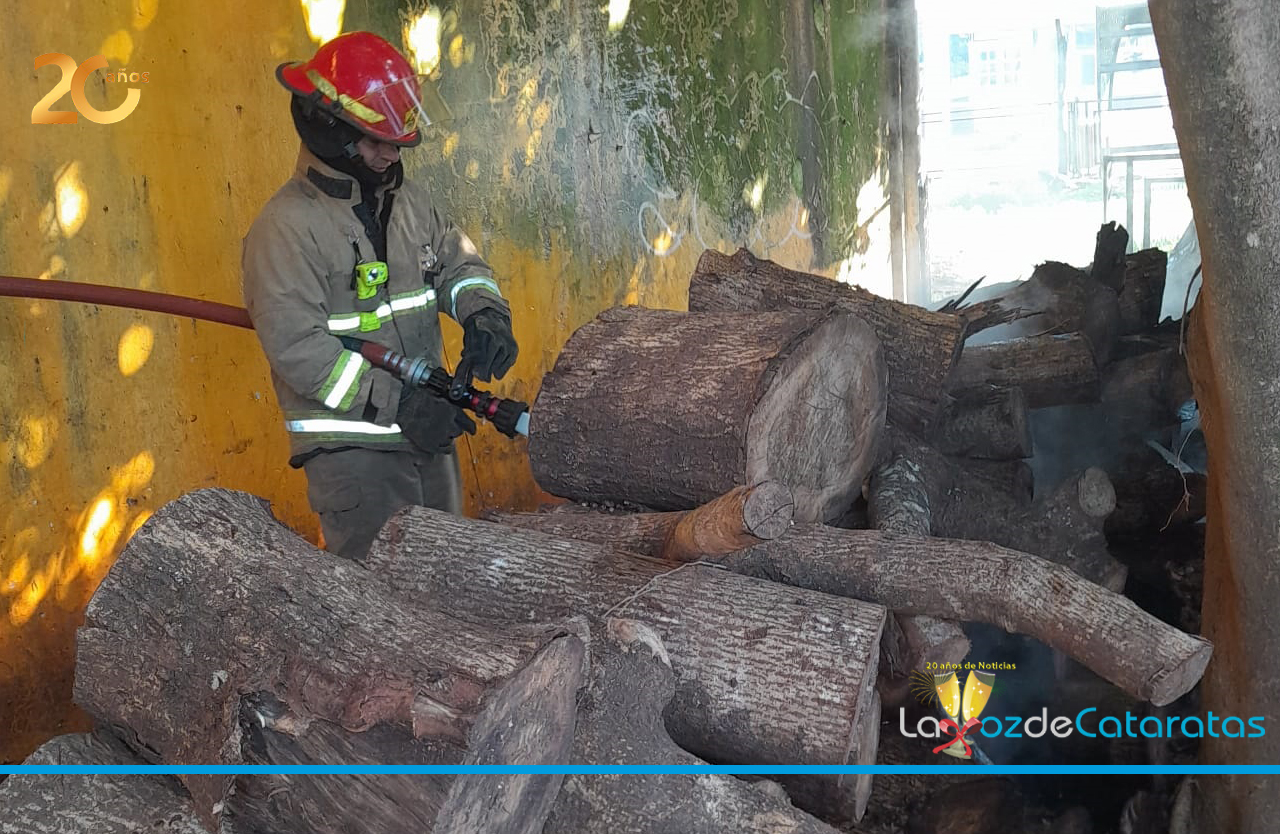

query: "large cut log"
xmin=488 ymin=514 xmax=1211 ymax=707
xmin=950 ymin=332 xmax=1102 ymax=408
xmin=935 ymin=385 xmax=1033 ymax=460
xmin=368 ymin=506 xmax=885 ymax=822
xmin=73 ymin=488 xmax=588 ymax=834
xmin=0 ymin=732 xmax=208 ymax=834
xmin=543 ymin=619 xmax=847 ymax=834
xmin=529 ymin=304 xmax=886 ymax=523
xmin=689 ymin=246 xmax=967 ymax=433
xmin=1118 ymin=248 xmax=1169 ymax=334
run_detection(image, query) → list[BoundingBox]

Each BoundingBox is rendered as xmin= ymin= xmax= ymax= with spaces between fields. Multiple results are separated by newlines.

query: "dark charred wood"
xmin=1118 ymin=248 xmax=1169 ymax=335
xmin=935 ymin=385 xmax=1033 ymax=460
xmin=950 ymin=332 xmax=1102 ymax=408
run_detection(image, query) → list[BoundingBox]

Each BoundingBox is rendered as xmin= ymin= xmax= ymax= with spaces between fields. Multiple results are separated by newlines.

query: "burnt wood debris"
xmin=2 ymin=230 xmax=1213 ymax=833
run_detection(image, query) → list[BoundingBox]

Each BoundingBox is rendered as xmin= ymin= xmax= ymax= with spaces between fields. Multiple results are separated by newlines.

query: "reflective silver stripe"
xmin=321 ymin=352 xmax=365 ymax=409
xmin=327 ymin=288 xmax=437 ymax=332
xmin=285 ymin=419 xmax=403 ymax=435
xmin=449 ymin=277 xmax=501 ymax=316
xmin=391 ymin=287 xmax=436 ymax=311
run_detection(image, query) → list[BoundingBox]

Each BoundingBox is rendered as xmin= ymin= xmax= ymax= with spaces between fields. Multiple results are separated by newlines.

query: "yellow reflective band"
xmin=306 ymin=70 xmax=386 ymax=124
xmin=358 ymin=311 xmax=382 ymax=332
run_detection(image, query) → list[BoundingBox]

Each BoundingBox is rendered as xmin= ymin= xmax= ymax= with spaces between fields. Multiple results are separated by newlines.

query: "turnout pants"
xmin=302 ymin=447 xmax=463 ymax=561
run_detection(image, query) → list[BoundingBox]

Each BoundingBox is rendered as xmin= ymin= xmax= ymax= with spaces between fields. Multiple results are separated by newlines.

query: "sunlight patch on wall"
xmin=404 ymin=8 xmax=442 ymax=75
xmin=55 ymin=163 xmax=89 ymax=239
xmin=606 ymin=0 xmax=631 ymax=32
xmin=38 ymin=255 xmax=66 ymax=281
xmin=16 ymin=416 xmax=56 ymax=470
xmin=300 ymin=0 xmax=345 ymax=44
xmin=99 ymin=30 xmax=134 ymax=63
xmin=117 ymin=324 xmax=155 ymax=377
xmin=132 ymin=0 xmax=160 ymax=30
xmin=0 ymin=168 xmax=11 ymax=207
xmin=78 ymin=499 xmax=115 ymax=562
xmin=744 ymin=173 xmax=767 ymax=214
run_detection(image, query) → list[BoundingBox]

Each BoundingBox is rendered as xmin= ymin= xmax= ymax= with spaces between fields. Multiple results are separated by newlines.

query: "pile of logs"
xmin=0 ymin=231 xmax=1213 ymax=834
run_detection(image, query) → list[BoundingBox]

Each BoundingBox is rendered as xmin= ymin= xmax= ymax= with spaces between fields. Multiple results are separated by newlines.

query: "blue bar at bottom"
xmin=3 ymin=765 xmax=1280 ymax=775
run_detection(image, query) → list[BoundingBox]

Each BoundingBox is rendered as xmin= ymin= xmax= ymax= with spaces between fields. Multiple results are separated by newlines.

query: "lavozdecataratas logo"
xmin=904 ymin=663 xmax=1267 ymax=756
xmin=32 ymin=53 xmax=150 ymax=125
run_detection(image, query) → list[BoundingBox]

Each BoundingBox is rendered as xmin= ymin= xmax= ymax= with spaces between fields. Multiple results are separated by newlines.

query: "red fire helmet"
xmin=277 ymin=31 xmax=430 ymax=147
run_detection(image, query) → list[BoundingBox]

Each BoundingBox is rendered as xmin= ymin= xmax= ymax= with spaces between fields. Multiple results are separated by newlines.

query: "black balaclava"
xmin=290 ymin=94 xmax=403 ymax=195
xmin=291 ymin=93 xmax=403 ymax=259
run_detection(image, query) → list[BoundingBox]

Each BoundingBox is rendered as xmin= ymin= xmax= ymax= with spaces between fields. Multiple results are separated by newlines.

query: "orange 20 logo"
xmin=32 ymin=54 xmax=146 ymax=125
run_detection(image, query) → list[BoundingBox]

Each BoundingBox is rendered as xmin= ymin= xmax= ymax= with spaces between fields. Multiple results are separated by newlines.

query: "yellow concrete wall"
xmin=1 ymin=0 xmax=888 ymax=762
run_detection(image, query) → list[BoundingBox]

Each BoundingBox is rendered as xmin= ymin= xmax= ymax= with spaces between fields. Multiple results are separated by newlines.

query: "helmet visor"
xmin=351 ymin=75 xmax=453 ymax=141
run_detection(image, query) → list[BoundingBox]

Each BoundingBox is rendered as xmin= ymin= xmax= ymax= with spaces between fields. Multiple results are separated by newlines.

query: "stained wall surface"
xmin=0 ymin=0 xmax=887 ymax=761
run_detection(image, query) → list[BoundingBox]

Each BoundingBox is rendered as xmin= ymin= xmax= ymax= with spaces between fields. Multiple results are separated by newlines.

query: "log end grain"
xmin=746 ymin=310 xmax=888 ymax=523
xmin=1148 ymin=636 xmax=1214 ymax=707
xmin=741 ymin=480 xmax=797 ymax=540
xmin=1077 ymin=467 xmax=1118 ymax=518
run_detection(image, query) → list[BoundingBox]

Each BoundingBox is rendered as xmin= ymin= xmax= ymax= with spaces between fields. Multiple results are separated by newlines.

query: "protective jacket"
xmin=242 ymin=145 xmax=509 ymax=462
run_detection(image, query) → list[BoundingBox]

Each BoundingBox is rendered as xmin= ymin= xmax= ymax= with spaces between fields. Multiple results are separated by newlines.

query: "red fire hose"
xmin=0 ymin=274 xmax=530 ymax=437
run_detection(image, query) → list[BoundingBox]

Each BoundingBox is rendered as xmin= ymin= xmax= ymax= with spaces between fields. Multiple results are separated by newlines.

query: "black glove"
xmin=398 ymin=387 xmax=476 ymax=455
xmin=462 ymin=308 xmax=518 ymax=382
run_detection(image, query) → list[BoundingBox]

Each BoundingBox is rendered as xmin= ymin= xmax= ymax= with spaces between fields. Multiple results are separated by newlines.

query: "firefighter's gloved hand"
xmin=462 ymin=308 xmax=518 ymax=382
xmin=398 ymin=387 xmax=476 ymax=455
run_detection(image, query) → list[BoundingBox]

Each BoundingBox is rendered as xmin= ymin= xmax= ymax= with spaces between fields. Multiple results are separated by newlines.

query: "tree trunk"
xmin=487 ymin=513 xmax=1211 ymax=706
xmin=950 ymin=332 xmax=1101 ymax=408
xmin=543 ymin=619 xmax=848 ymax=833
xmin=0 ymin=732 xmax=209 ymax=834
xmin=368 ymin=506 xmax=885 ymax=822
xmin=529 ymin=304 xmax=887 ymax=523
xmin=1117 ymin=248 xmax=1169 ymax=335
xmin=935 ymin=385 xmax=1033 ymax=460
xmin=689 ymin=247 xmax=966 ymax=433
xmin=1147 ymin=3 xmax=1280 ymax=821
xmin=72 ymin=488 xmax=586 ymax=834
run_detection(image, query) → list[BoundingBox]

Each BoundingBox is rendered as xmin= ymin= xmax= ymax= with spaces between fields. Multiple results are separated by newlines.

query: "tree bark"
xmin=529 ymin=304 xmax=886 ymax=523
xmin=689 ymin=247 xmax=965 ymax=433
xmin=935 ymin=385 xmax=1033 ymax=460
xmin=1118 ymin=248 xmax=1169 ymax=335
xmin=950 ymin=332 xmax=1101 ymax=408
xmin=72 ymin=488 xmax=586 ymax=834
xmin=543 ymin=618 xmax=849 ymax=833
xmin=487 ymin=513 xmax=1210 ymax=706
xmin=0 ymin=732 xmax=209 ymax=834
xmin=368 ymin=506 xmax=885 ymax=822
xmin=1146 ymin=5 xmax=1280 ymax=821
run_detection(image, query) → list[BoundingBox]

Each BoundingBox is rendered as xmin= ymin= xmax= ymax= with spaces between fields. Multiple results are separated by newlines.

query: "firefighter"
xmin=242 ymin=31 xmax=517 ymax=560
